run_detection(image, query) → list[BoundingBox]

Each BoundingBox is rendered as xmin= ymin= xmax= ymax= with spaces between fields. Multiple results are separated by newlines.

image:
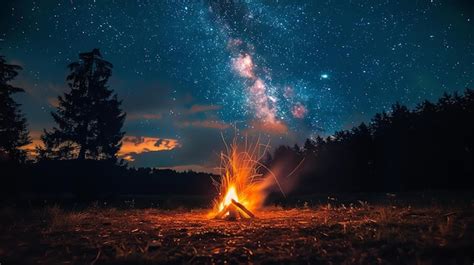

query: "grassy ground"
xmin=0 ymin=201 xmax=473 ymax=264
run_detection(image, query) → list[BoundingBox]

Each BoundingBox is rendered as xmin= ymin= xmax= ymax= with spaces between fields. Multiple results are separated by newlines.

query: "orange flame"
xmin=218 ymin=186 xmax=238 ymax=212
xmin=210 ymin=136 xmax=283 ymax=218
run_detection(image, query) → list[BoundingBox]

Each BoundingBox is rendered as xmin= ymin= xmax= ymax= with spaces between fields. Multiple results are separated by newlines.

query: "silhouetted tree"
xmin=270 ymin=89 xmax=474 ymax=193
xmin=40 ymin=49 xmax=125 ymax=161
xmin=0 ymin=55 xmax=30 ymax=162
xmin=303 ymin=138 xmax=315 ymax=154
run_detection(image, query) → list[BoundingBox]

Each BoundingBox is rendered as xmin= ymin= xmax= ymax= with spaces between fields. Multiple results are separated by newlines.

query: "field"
xmin=1 ymin=198 xmax=473 ymax=264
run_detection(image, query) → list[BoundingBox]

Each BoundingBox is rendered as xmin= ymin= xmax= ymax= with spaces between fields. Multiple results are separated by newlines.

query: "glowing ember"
xmin=210 ymin=137 xmax=284 ymax=219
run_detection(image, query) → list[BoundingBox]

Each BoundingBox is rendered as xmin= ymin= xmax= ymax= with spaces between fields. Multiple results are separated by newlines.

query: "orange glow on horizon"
xmin=118 ymin=136 xmax=180 ymax=161
xmin=247 ymin=120 xmax=289 ymax=135
xmin=19 ymin=133 xmax=180 ymax=162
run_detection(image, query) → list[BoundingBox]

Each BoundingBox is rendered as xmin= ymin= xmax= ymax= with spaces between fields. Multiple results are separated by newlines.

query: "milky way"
xmin=1 ymin=0 xmax=472 ymax=168
xmin=204 ymin=1 xmax=336 ymax=134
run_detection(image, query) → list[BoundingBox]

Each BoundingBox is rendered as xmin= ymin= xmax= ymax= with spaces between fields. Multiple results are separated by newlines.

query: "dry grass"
xmin=45 ymin=205 xmax=89 ymax=231
xmin=0 ymin=203 xmax=472 ymax=264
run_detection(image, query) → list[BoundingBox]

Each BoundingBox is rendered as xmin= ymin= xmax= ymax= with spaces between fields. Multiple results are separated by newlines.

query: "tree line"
xmin=1 ymin=49 xmax=215 ymax=198
xmin=265 ymin=89 xmax=474 ymax=193
xmin=1 ymin=49 xmax=473 ymax=198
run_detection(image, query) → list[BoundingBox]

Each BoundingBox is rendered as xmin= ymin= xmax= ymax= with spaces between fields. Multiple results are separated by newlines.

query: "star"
xmin=0 ymin=0 xmax=471 ymax=168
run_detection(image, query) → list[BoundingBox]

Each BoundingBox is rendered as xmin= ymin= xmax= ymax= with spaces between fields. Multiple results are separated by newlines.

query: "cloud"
xmin=117 ymin=114 xmax=307 ymax=173
xmin=122 ymin=102 xmax=231 ymax=170
xmin=19 ymin=80 xmax=66 ymax=101
xmin=126 ymin=112 xmax=162 ymax=121
xmin=20 ymin=132 xmax=181 ymax=162
xmin=118 ymin=136 xmax=181 ymax=161
xmin=247 ymin=120 xmax=289 ymax=135
xmin=47 ymin=97 xmax=60 ymax=108
xmin=120 ymin=81 xmax=192 ymax=113
xmin=128 ymin=125 xmax=228 ymax=172
xmin=121 ymin=155 xmax=135 ymax=162
xmin=19 ymin=130 xmax=44 ymax=158
xmin=188 ymin=104 xmax=221 ymax=114
xmin=177 ymin=119 xmax=230 ymax=130
xmin=164 ymin=164 xmax=219 ymax=174
xmin=8 ymin=59 xmax=25 ymax=68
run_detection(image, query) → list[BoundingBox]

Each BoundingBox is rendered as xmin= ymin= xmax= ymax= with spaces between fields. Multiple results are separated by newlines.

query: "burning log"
xmin=231 ymin=199 xmax=255 ymax=218
xmin=214 ymin=204 xmax=231 ymax=219
xmin=214 ymin=200 xmax=255 ymax=220
xmin=227 ymin=204 xmax=239 ymax=220
xmin=210 ymin=137 xmax=282 ymax=220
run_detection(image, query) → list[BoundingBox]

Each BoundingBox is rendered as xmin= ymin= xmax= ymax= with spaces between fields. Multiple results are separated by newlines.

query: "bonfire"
xmin=210 ymin=136 xmax=283 ymax=220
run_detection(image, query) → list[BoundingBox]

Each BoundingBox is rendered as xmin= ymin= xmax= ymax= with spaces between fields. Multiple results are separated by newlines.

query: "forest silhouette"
xmin=1 ymin=50 xmax=473 ymax=200
xmin=265 ymin=90 xmax=474 ymax=194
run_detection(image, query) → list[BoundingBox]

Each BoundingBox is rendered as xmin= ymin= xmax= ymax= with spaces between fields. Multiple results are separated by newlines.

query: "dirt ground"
xmin=0 ymin=203 xmax=473 ymax=264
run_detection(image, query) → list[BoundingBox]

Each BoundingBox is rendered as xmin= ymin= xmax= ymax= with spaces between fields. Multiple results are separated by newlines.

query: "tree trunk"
xmin=78 ymin=145 xmax=86 ymax=160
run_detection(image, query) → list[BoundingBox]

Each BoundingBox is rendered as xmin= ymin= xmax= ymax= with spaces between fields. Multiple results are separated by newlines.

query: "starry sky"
xmin=1 ymin=0 xmax=473 ymax=172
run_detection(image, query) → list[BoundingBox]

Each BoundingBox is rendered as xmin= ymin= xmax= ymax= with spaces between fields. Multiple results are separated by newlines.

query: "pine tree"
xmin=0 ymin=55 xmax=31 ymax=162
xmin=40 ymin=49 xmax=125 ymax=161
xmin=303 ymin=138 xmax=316 ymax=154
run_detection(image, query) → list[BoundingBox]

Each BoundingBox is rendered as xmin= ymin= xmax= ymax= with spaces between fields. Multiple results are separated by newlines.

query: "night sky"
xmin=1 ymin=0 xmax=473 ymax=172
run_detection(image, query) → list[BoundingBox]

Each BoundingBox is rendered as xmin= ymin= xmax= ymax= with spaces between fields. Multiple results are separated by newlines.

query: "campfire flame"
xmin=211 ymin=136 xmax=283 ymax=219
xmin=219 ymin=186 xmax=238 ymax=212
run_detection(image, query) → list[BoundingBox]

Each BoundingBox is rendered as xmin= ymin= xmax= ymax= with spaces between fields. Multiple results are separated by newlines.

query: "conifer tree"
xmin=0 ymin=55 xmax=30 ymax=162
xmin=40 ymin=49 xmax=125 ymax=161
